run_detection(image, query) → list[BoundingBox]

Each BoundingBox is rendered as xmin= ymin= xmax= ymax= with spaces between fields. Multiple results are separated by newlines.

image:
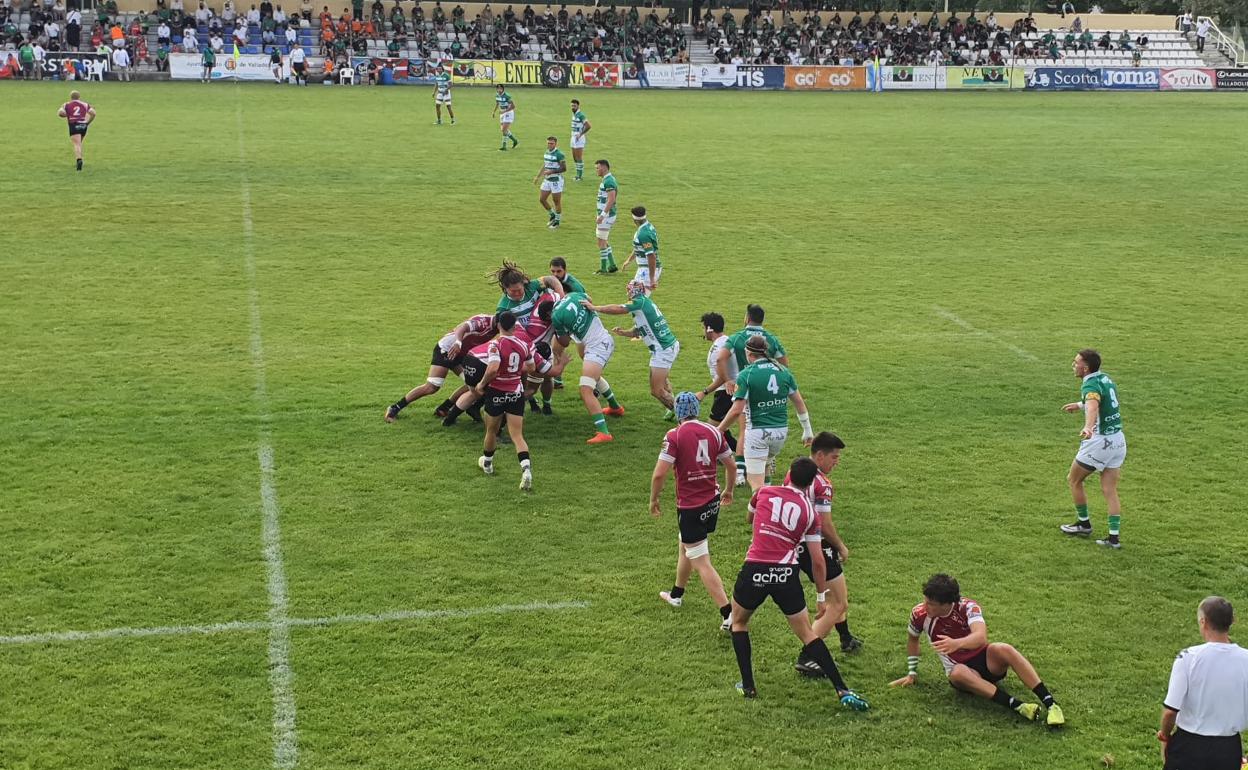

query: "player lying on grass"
xmin=729 ymin=457 xmax=868 ymax=710
xmin=890 ymin=573 xmax=1065 ymax=727
xmin=385 ymin=312 xmax=498 ymax=423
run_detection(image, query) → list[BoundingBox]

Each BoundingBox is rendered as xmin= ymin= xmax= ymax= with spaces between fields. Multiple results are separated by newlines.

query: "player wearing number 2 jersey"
xmin=728 ymin=457 xmax=868 ymax=709
xmin=650 ymin=392 xmax=738 ymax=630
xmin=1059 ymin=348 xmax=1127 ymax=548
xmin=57 ymin=90 xmax=96 ymax=171
xmin=715 ymin=336 xmax=813 ymax=492
xmin=889 ymin=573 xmax=1064 ymax=727
xmin=472 ymin=312 xmax=535 ymax=491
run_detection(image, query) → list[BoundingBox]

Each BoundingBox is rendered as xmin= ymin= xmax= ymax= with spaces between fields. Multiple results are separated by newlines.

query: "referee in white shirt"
xmin=1159 ymin=596 xmax=1248 ymax=770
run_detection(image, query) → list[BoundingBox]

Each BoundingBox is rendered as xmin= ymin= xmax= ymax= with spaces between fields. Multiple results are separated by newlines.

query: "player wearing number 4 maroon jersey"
xmin=57 ymin=90 xmax=96 ymax=172
xmin=889 ymin=573 xmax=1065 ymax=727
xmin=649 ymin=392 xmax=737 ymax=631
xmin=728 ymin=457 xmax=868 ymax=710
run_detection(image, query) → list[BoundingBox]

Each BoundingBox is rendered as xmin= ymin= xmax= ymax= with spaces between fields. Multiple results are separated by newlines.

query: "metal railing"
xmin=1196 ymin=16 xmax=1244 ymax=66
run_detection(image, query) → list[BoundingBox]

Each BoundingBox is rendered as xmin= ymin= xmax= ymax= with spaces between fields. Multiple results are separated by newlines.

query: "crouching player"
xmin=889 ymin=573 xmax=1065 ymax=727
xmin=791 ymin=432 xmax=862 ymax=679
xmin=385 ymin=312 xmax=497 ymax=422
xmin=650 ymin=391 xmax=737 ymax=630
xmin=729 ymin=457 xmax=869 ymax=710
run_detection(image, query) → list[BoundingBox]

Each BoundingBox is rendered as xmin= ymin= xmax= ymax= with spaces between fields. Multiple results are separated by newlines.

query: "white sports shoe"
xmin=734 ymin=473 xmax=747 ymax=488
xmin=478 ymin=456 xmax=494 ymax=475
xmin=519 ymin=468 xmax=532 ymax=491
xmin=659 ymin=591 xmax=682 ymax=608
xmin=720 ymin=613 xmax=732 ymax=632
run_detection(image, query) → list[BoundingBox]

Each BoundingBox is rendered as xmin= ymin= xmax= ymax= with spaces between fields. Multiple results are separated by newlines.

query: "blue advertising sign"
xmin=1098 ymin=67 xmax=1160 ymax=90
xmin=1028 ymin=67 xmax=1101 ymax=90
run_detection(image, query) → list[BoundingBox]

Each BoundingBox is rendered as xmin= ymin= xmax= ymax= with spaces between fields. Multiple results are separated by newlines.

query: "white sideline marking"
xmin=932 ymin=305 xmax=1039 ymax=363
xmin=667 ymin=173 xmax=696 ymax=190
xmin=757 ymin=222 xmax=796 ymax=240
xmin=237 ymin=102 xmax=299 ymax=770
xmin=0 ymin=601 xmax=593 ymax=647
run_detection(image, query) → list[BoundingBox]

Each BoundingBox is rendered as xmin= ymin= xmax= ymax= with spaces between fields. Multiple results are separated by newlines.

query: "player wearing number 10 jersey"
xmin=649 ymin=392 xmax=737 ymax=630
xmin=729 ymin=457 xmax=868 ymax=710
xmin=1060 ymin=348 xmax=1127 ymax=548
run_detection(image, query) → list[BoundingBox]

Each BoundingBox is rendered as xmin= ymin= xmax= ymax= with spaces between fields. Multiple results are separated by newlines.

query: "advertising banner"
xmin=1159 ymin=67 xmax=1214 ymax=90
xmin=171 ymin=52 xmax=278 ymax=80
xmin=945 ymin=66 xmax=1023 ymax=89
xmin=574 ymin=61 xmax=620 ymax=88
xmin=353 ymin=56 xmax=439 ymax=84
xmin=40 ymin=52 xmax=111 ymax=79
xmin=624 ymin=62 xmax=696 ymax=88
xmin=1027 ymin=67 xmax=1101 ymax=90
xmin=1098 ymin=67 xmax=1159 ymax=90
xmin=734 ymin=64 xmax=785 ymax=89
xmin=698 ymin=63 xmax=737 ymax=88
xmin=541 ymin=60 xmax=570 ymax=87
xmin=452 ymin=59 xmax=499 ymax=84
xmin=881 ymin=65 xmax=944 ymax=90
xmin=500 ymin=59 xmax=543 ymax=85
xmin=1214 ymin=67 xmax=1248 ymax=89
xmin=784 ymin=65 xmax=866 ymax=90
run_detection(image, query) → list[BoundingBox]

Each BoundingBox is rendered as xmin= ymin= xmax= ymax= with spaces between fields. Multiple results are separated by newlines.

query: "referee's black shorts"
xmin=1163 ymin=728 xmax=1242 ymax=770
xmin=709 ymin=390 xmax=733 ymax=422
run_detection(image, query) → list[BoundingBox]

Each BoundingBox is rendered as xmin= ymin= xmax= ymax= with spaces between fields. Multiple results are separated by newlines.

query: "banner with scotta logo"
xmin=1027 ymin=68 xmax=1101 ymax=90
xmin=1214 ymin=68 xmax=1248 ymax=90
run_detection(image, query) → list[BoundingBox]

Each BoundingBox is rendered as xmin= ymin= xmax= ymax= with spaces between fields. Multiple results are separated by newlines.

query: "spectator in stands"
xmin=433 ymin=1 xmax=445 ymax=26
xmin=284 ymin=24 xmax=296 ymax=45
xmin=66 ymin=7 xmax=81 ymax=47
xmin=1072 ymin=16 xmax=1083 ymax=32
xmin=109 ymin=20 xmax=124 ymax=48
xmin=157 ymin=20 xmax=171 ymax=44
xmin=1117 ymin=29 xmax=1131 ymax=50
xmin=249 ymin=4 xmax=262 ymax=24
xmin=1080 ymin=28 xmax=1093 ymax=49
xmin=222 ymin=0 xmax=236 ymax=23
xmin=90 ymin=22 xmax=104 ymax=48
xmin=260 ymin=0 xmax=273 ymax=18
xmin=1179 ymin=10 xmax=1193 ymax=36
xmin=1063 ymin=30 xmax=1076 ymax=50
xmin=261 ymin=14 xmax=276 ymax=42
xmin=300 ymin=0 xmax=312 ymax=22
xmin=45 ymin=17 xmax=60 ymax=45
xmin=1097 ymin=31 xmax=1111 ymax=49
xmin=1060 ymin=0 xmax=1074 ymax=17
xmin=32 ymin=39 xmax=47 ymax=77
xmin=274 ymin=4 xmax=286 ymax=24
xmin=1195 ymin=16 xmax=1211 ymax=52
xmin=210 ymin=31 xmax=223 ymax=51
xmin=111 ymin=42 xmax=131 ymax=80
xmin=232 ymin=22 xmax=247 ymax=48
xmin=182 ymin=23 xmax=198 ymax=50
xmin=1047 ymin=37 xmax=1061 ymax=61
xmin=1132 ymin=46 xmax=1142 ymax=66
xmin=137 ymin=35 xmax=149 ymax=63
xmin=1135 ymin=33 xmax=1149 ymax=48
xmin=17 ymin=38 xmax=35 ymax=78
xmin=155 ymin=42 xmax=170 ymax=70
xmin=194 ymin=2 xmax=209 ymax=24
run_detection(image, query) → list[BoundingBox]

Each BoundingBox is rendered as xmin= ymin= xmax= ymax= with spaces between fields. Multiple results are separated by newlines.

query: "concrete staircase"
xmin=683 ymin=24 xmax=718 ymax=66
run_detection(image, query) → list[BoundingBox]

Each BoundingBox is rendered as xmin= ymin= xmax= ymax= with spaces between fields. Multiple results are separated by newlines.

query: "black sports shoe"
xmin=541 ymin=403 xmax=552 ymax=416
xmin=735 ymin=682 xmax=757 ymax=699
xmin=840 ymin=636 xmax=864 ymax=654
xmin=384 ymin=404 xmax=400 ymax=423
xmin=76 ymin=158 xmax=83 ymax=171
xmin=794 ymin=656 xmax=822 ymax=677
xmin=1060 ymin=520 xmax=1093 ymax=536
xmin=433 ymin=400 xmax=453 ymax=418
xmin=529 ymin=398 xmax=540 ymax=413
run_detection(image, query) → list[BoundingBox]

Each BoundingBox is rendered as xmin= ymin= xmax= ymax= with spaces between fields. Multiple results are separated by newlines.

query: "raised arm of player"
xmin=649 ymin=458 xmax=672 ymax=518
xmin=539 ymin=275 xmax=565 ymax=297
xmin=580 ymin=300 xmax=627 ymax=315
xmin=890 ymin=634 xmax=923 ymax=687
xmin=789 ymin=390 xmax=813 ymax=444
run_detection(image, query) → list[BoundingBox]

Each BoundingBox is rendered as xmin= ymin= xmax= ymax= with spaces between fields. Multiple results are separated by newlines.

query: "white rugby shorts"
xmin=649 ymin=340 xmax=679 ymax=370
xmin=540 ymin=177 xmax=565 ymax=194
xmin=1075 ymin=432 xmax=1126 ymax=471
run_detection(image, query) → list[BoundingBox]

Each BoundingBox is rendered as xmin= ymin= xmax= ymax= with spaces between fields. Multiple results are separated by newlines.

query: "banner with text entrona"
xmin=1214 ymin=67 xmax=1248 ymax=89
xmin=945 ymin=66 xmax=1024 ymax=89
xmin=784 ymin=66 xmax=866 ymax=90
xmin=878 ymin=66 xmax=943 ymax=90
xmin=1159 ymin=67 xmax=1214 ymax=90
xmin=500 ymin=60 xmax=543 ymax=85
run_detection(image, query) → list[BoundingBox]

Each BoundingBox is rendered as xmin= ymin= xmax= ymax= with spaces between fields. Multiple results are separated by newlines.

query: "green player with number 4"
xmin=715 ymin=335 xmax=813 ymax=493
xmin=1059 ymin=348 xmax=1127 ymax=549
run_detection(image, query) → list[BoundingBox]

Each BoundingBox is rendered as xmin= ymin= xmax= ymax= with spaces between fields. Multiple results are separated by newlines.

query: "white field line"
xmin=932 ymin=305 xmax=1039 ymax=363
xmin=236 ymin=102 xmax=298 ymax=770
xmin=0 ymin=601 xmax=593 ymax=647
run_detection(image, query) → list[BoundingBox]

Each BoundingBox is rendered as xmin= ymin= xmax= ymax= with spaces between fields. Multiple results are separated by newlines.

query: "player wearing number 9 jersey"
xmin=1059 ymin=348 xmax=1127 ymax=548
xmin=472 ymin=312 xmax=535 ymax=491
xmin=650 ymin=392 xmax=737 ymax=630
xmin=728 ymin=457 xmax=868 ymax=710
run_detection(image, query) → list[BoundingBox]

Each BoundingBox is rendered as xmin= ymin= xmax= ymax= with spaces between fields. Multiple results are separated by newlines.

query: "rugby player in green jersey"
xmin=715 ymin=335 xmax=813 ymax=492
xmin=432 ymin=66 xmax=455 ymax=125
xmin=582 ymin=281 xmax=680 ymax=415
xmin=620 ymin=206 xmax=658 ymax=292
xmin=545 ymin=257 xmax=584 ymax=391
xmin=492 ymin=84 xmax=518 ymax=150
xmin=1059 ymin=349 xmax=1127 ymax=548
xmin=716 ymin=305 xmax=789 ymax=483
xmin=491 ymin=260 xmax=564 ymax=319
xmin=533 ymin=136 xmax=566 ymax=230
xmin=569 ymin=98 xmax=591 ymax=181
xmin=550 ymin=291 xmax=625 ymax=444
xmin=594 ymin=160 xmax=619 ymax=274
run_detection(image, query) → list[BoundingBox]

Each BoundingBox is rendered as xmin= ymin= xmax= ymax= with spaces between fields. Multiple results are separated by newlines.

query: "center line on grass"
xmin=932 ymin=305 xmax=1039 ymax=363
xmin=237 ymin=101 xmax=299 ymax=770
xmin=0 ymin=601 xmax=593 ymax=646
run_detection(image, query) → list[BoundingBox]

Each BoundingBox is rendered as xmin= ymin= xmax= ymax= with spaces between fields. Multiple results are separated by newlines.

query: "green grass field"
xmin=2 ymin=82 xmax=1247 ymax=770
